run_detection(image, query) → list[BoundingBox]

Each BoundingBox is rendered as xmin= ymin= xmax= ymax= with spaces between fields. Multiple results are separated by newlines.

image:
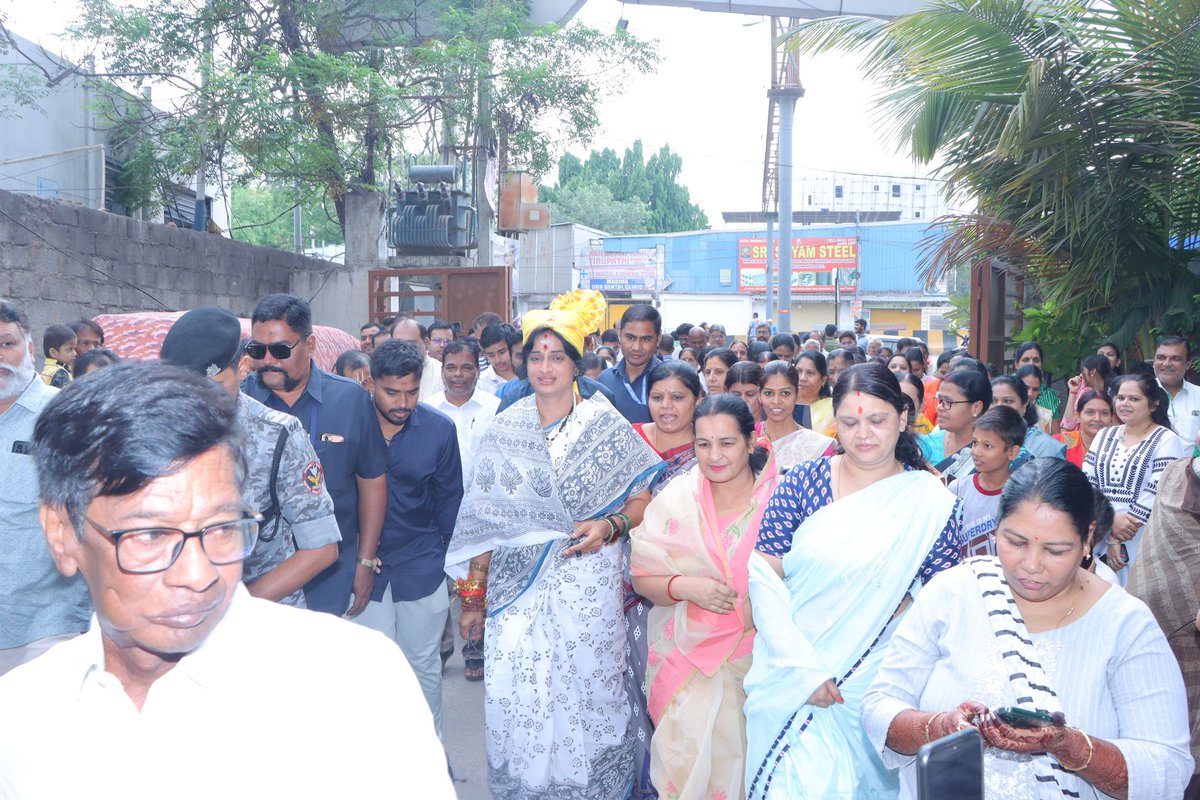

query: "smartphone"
xmin=917 ymin=727 xmax=983 ymax=800
xmin=994 ymin=706 xmax=1058 ymax=729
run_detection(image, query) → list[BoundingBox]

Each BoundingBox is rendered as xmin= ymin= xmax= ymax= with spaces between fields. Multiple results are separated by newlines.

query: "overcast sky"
xmin=7 ymin=0 xmax=944 ymax=228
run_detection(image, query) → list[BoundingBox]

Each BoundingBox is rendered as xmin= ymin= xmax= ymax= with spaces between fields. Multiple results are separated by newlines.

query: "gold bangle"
xmin=357 ymin=557 xmax=379 ymax=570
xmin=1059 ymin=728 xmax=1094 ymax=772
xmin=924 ymin=712 xmax=944 ymax=743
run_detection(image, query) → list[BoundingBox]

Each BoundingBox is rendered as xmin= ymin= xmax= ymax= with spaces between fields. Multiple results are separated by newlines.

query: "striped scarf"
xmin=968 ymin=556 xmax=1077 ymax=798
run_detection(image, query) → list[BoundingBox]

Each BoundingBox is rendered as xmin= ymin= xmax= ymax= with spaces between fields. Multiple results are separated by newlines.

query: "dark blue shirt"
xmin=377 ymin=403 xmax=463 ymax=602
xmin=496 ymin=374 xmax=615 ymax=413
xmin=596 ymin=359 xmax=657 ymax=423
xmin=243 ymin=363 xmax=388 ymax=613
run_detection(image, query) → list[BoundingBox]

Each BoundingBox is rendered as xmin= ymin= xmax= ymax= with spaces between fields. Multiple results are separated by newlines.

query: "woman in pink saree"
xmin=631 ymin=393 xmax=783 ymax=800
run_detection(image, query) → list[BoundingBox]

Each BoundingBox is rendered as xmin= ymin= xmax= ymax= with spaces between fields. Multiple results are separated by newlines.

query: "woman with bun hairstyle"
xmin=743 ymin=362 xmax=963 ymax=798
xmin=864 ymin=458 xmax=1192 ymax=799
xmin=631 ymin=394 xmax=783 ymax=800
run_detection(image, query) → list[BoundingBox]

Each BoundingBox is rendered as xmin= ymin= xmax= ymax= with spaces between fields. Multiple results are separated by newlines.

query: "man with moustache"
xmin=242 ymin=293 xmax=388 ymax=616
xmin=0 ymin=361 xmax=454 ymax=798
xmin=0 ymin=301 xmax=91 ymax=675
xmin=161 ymin=307 xmax=340 ymax=608
xmin=360 ymin=340 xmax=462 ymax=736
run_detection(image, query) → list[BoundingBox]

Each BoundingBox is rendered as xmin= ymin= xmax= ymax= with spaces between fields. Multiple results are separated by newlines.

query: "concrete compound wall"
xmin=0 ymin=188 xmax=339 ymax=336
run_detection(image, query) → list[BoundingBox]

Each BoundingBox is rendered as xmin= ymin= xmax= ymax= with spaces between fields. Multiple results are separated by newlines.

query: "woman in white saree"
xmin=445 ymin=291 xmax=664 ymax=800
xmin=744 ymin=362 xmax=963 ymax=799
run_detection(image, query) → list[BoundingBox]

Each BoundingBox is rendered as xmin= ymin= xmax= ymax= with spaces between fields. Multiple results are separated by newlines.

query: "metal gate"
xmin=367 ymin=266 xmax=511 ymax=330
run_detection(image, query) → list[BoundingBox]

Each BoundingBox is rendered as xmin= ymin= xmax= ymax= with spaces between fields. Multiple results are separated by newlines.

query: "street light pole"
xmin=769 ymin=53 xmax=803 ymax=334
xmin=193 ymin=0 xmax=214 ymax=232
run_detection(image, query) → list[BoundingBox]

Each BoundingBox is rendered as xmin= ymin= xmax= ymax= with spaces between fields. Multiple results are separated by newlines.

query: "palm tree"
xmin=782 ymin=0 xmax=1200 ymax=353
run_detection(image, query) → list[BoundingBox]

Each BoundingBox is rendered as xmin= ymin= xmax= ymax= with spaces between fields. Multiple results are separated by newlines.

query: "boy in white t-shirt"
xmin=949 ymin=405 xmax=1025 ymax=557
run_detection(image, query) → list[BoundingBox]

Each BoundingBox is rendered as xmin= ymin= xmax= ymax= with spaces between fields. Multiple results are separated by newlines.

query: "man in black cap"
xmin=161 ymin=307 xmax=340 ymax=606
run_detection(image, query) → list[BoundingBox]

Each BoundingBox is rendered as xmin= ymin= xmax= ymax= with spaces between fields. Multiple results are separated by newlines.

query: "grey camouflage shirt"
xmin=237 ymin=393 xmax=340 ymax=607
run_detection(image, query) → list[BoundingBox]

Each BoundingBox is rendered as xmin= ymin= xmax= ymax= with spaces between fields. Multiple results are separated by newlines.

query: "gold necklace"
xmin=1053 ymin=581 xmax=1086 ymax=629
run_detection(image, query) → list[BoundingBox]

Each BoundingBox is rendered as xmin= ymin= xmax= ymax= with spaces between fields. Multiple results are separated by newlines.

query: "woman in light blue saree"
xmin=446 ymin=292 xmax=665 ymax=800
xmin=744 ymin=362 xmax=962 ymax=799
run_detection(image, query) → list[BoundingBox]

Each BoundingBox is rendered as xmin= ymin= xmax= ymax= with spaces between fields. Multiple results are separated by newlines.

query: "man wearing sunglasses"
xmin=0 ymin=361 xmax=454 ymax=798
xmin=242 ymin=294 xmax=388 ymax=617
xmin=161 ymin=307 xmax=340 ymax=608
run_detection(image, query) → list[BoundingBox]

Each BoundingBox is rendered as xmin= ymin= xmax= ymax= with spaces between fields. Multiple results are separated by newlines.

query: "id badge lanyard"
xmin=621 ymin=363 xmax=647 ymax=406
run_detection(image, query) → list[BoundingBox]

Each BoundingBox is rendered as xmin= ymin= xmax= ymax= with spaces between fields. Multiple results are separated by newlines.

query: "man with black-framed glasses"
xmin=0 ymin=361 xmax=454 ymax=798
xmin=242 ymin=293 xmax=388 ymax=617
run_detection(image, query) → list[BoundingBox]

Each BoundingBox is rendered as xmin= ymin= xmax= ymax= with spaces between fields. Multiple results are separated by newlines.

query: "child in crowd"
xmin=40 ymin=324 xmax=77 ymax=388
xmin=949 ymin=405 xmax=1026 ymax=557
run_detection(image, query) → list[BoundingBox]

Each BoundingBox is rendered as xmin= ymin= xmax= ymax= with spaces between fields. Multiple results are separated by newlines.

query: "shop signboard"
xmin=737 ymin=236 xmax=858 ymax=293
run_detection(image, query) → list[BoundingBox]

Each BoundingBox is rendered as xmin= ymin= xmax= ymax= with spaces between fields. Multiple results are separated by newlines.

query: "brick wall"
xmin=0 ymin=188 xmax=334 ymax=335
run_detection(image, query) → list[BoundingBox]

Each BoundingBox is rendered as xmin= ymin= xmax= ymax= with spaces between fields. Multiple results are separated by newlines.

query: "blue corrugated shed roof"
xmin=602 ymin=221 xmax=943 ymax=294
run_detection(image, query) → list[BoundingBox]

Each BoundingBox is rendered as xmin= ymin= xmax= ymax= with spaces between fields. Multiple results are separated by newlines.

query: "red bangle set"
xmin=666 ymin=575 xmax=682 ymax=603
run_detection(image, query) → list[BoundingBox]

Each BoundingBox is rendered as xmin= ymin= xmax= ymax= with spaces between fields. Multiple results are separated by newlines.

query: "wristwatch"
xmin=358 ymin=557 xmax=380 ymax=570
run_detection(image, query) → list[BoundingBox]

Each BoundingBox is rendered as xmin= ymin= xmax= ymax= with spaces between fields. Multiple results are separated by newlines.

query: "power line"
xmin=0 ymin=205 xmax=171 ymax=310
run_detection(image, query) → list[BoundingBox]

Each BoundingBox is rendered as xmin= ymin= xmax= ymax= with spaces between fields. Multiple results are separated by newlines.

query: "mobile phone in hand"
xmin=994 ymin=706 xmax=1061 ymax=729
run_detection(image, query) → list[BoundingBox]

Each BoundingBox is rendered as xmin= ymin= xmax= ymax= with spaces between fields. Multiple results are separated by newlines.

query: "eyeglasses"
xmin=935 ymin=395 xmax=973 ymax=409
xmin=245 ymin=339 xmax=302 ymax=360
xmin=85 ymin=513 xmax=261 ymax=574
xmin=431 ymin=337 xmax=455 ymax=347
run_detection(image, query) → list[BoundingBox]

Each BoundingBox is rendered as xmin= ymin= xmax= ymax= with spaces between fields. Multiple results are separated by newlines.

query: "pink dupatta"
xmin=630 ymin=444 xmax=782 ymax=725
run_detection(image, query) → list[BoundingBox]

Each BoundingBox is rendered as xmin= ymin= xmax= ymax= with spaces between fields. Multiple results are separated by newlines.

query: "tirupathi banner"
xmin=582 ymin=248 xmax=660 ymax=292
xmin=737 ymin=236 xmax=858 ymax=293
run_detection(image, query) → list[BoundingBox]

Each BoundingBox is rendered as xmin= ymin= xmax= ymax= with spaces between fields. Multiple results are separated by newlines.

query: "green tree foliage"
xmin=542 ymin=140 xmax=708 ymax=234
xmin=546 ymin=182 xmax=651 ymax=235
xmin=0 ymin=22 xmax=50 ymax=118
xmin=784 ymin=0 xmax=1200 ymax=349
xmin=230 ymin=184 xmax=344 ymax=250
xmin=30 ymin=0 xmax=654 ymax=235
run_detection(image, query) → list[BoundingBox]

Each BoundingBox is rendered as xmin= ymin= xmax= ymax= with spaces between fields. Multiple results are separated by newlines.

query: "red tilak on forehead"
xmin=858 ymin=406 xmax=863 ymax=414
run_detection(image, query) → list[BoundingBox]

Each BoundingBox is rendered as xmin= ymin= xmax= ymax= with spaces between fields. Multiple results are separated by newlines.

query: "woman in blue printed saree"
xmin=744 ymin=362 xmax=962 ymax=799
xmin=446 ymin=291 xmax=665 ymax=800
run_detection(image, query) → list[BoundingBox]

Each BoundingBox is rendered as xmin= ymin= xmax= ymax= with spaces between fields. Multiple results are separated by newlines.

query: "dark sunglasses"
xmin=245 ymin=339 xmax=302 ymax=360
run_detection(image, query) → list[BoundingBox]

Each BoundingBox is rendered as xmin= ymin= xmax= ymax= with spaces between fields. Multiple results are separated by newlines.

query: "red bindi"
xmin=857 ymin=406 xmax=863 ymax=414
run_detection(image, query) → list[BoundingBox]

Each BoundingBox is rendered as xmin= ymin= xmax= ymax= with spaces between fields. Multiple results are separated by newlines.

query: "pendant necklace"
xmin=544 ymin=394 xmax=577 ymax=449
xmin=1053 ymin=581 xmax=1086 ymax=629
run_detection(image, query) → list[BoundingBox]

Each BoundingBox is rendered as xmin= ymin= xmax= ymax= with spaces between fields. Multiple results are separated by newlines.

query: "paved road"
xmin=442 ymin=599 xmax=490 ymax=800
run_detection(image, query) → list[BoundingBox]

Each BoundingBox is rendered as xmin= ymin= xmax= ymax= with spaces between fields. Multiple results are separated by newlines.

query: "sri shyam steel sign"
xmin=737 ymin=237 xmax=858 ymax=293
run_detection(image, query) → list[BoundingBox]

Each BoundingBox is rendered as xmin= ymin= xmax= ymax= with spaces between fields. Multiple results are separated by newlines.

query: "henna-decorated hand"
xmin=929 ymin=701 xmax=989 ymax=740
xmin=977 ymin=710 xmax=1069 ymax=754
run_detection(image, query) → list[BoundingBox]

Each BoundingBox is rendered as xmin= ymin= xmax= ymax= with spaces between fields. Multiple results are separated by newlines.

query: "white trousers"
xmin=353 ymin=582 xmax=450 ymax=737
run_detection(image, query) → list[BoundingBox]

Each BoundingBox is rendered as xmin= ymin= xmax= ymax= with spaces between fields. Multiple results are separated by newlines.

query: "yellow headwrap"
xmin=521 ymin=289 xmax=607 ymax=356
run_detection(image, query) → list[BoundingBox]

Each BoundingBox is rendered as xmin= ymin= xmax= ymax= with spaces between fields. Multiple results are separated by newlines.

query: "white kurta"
xmin=862 ymin=564 xmax=1193 ymax=800
xmin=426 ymin=389 xmax=500 ymax=489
